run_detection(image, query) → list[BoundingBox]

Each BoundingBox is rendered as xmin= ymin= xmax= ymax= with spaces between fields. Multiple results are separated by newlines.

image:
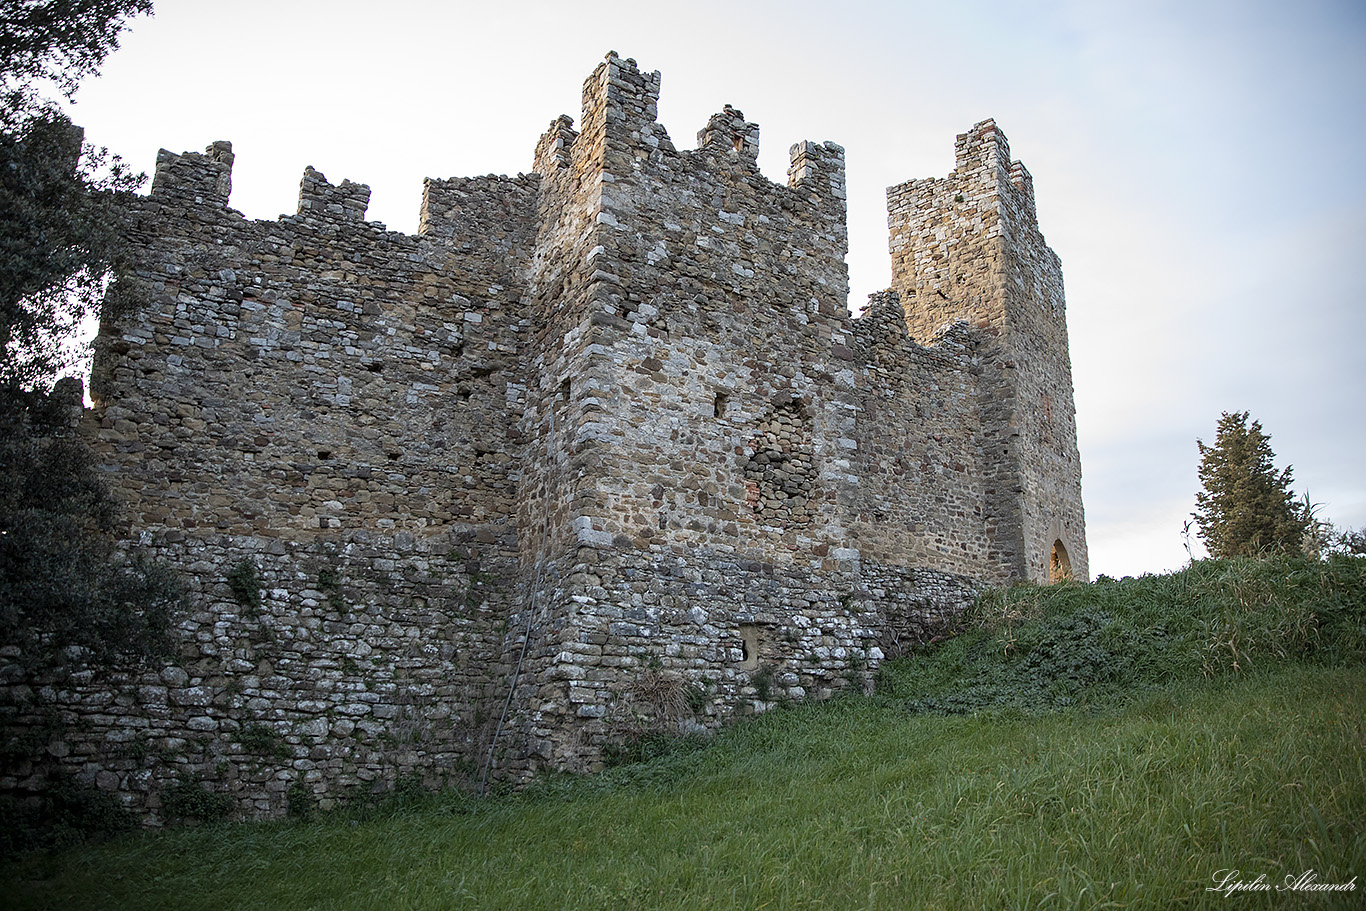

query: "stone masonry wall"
xmin=844 ymin=291 xmax=994 ymax=576
xmin=887 ymin=119 xmax=1087 ymax=582
xmin=3 ymin=143 xmax=541 ymax=821
xmin=1 ymin=54 xmax=1085 ymax=819
xmin=499 ymin=57 xmax=1028 ymax=772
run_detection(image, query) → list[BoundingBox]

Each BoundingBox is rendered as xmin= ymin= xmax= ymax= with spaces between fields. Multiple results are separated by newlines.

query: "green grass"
xmin=6 ymin=557 xmax=1366 ymax=910
xmin=882 ymin=553 xmax=1366 ymax=714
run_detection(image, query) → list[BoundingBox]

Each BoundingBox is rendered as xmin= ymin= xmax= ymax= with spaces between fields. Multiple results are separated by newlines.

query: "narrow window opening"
xmin=364 ymin=362 xmax=382 ymax=373
xmin=1049 ymin=539 xmax=1072 ymax=584
xmin=737 ymin=624 xmax=760 ymax=670
xmin=713 ymin=391 xmax=728 ymax=418
xmin=317 ymin=450 xmax=332 ymax=460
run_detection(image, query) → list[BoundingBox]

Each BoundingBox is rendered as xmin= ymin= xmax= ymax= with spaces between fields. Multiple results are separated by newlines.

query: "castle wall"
xmin=993 ymin=158 xmax=1089 ymax=583
xmin=95 ymin=146 xmax=538 ymax=536
xmin=844 ymin=292 xmax=994 ymax=575
xmin=511 ymin=58 xmax=867 ymax=768
xmin=1 ymin=55 xmax=1085 ymax=816
xmin=505 ymin=56 xmax=991 ymax=771
xmin=886 ymin=120 xmax=1087 ymax=582
xmin=0 ymin=146 xmax=544 ymax=820
xmin=542 ymin=59 xmax=852 ymax=565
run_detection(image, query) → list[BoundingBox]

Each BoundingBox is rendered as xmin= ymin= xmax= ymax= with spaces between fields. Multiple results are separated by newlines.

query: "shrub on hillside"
xmin=879 ymin=555 xmax=1366 ymax=715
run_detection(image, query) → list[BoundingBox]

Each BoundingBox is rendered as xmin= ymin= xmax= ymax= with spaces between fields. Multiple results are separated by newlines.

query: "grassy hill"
xmin=7 ymin=556 xmax=1365 ymax=910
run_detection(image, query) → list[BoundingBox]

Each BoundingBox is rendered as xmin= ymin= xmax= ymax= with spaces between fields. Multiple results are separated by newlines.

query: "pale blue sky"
xmin=63 ymin=0 xmax=1366 ymax=578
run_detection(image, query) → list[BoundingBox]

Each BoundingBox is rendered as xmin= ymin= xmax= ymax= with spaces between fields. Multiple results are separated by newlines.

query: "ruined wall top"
xmin=99 ymin=51 xmax=1080 ymax=587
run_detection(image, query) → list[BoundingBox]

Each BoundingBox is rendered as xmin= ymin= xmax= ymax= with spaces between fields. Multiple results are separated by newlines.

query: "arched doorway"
xmin=1049 ymin=539 xmax=1072 ymax=583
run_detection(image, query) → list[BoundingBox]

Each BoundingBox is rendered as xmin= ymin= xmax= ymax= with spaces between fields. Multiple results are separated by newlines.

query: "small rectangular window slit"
xmin=737 ymin=624 xmax=759 ymax=670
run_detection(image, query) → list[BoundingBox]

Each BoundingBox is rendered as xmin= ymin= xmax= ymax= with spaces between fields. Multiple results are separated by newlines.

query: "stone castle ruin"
xmin=6 ymin=53 xmax=1085 ymax=820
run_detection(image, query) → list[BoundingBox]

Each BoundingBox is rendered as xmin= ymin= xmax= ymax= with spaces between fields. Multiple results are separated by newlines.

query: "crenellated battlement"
xmin=953 ymin=118 xmax=1011 ymax=184
xmin=533 ymin=115 xmax=578 ymax=173
xmin=697 ymin=104 xmax=760 ymax=160
xmin=297 ymin=166 xmax=370 ymax=221
xmin=788 ymin=139 xmax=846 ymax=201
xmin=8 ymin=54 xmax=1085 ymax=821
xmin=418 ymin=174 xmax=540 ymax=262
xmin=887 ymin=119 xmax=1057 ymax=325
xmin=580 ymin=51 xmax=663 ymax=148
xmin=150 ymin=139 xmax=234 ymax=202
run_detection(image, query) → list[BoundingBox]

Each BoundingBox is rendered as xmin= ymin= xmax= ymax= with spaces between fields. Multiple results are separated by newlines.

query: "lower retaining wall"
xmin=505 ymin=545 xmax=983 ymax=774
xmin=0 ymin=525 xmax=518 ymax=825
xmin=1 ymin=539 xmax=980 ymax=824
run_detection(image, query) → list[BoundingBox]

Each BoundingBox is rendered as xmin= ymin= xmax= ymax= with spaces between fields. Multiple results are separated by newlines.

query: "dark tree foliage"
xmin=0 ymin=113 xmax=143 ymax=387
xmin=0 ymin=3 xmax=171 ymax=854
xmin=0 ymin=395 xmax=179 ymax=675
xmin=0 ymin=0 xmax=175 ymax=680
xmin=0 ymin=0 xmax=153 ymax=108
xmin=1194 ymin=411 xmax=1308 ymax=559
xmin=1 ymin=0 xmax=151 ymax=388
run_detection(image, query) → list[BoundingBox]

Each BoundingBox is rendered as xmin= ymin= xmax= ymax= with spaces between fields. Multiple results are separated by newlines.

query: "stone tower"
xmin=886 ymin=120 xmax=1088 ymax=583
xmin=506 ymin=53 xmax=866 ymax=769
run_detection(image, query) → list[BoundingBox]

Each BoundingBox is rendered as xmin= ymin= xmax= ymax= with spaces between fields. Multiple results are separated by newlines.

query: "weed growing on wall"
xmin=225 ymin=559 xmax=261 ymax=614
xmin=233 ymin=723 xmax=290 ymax=760
xmin=285 ymin=780 xmax=311 ymax=821
xmin=160 ymin=776 xmax=232 ymax=824
xmin=317 ymin=567 xmax=345 ymax=611
xmin=0 ymin=773 xmax=133 ymax=858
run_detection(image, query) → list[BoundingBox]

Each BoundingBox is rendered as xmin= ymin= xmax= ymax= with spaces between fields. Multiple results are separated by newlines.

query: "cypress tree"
xmin=1193 ymin=411 xmax=1307 ymax=558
